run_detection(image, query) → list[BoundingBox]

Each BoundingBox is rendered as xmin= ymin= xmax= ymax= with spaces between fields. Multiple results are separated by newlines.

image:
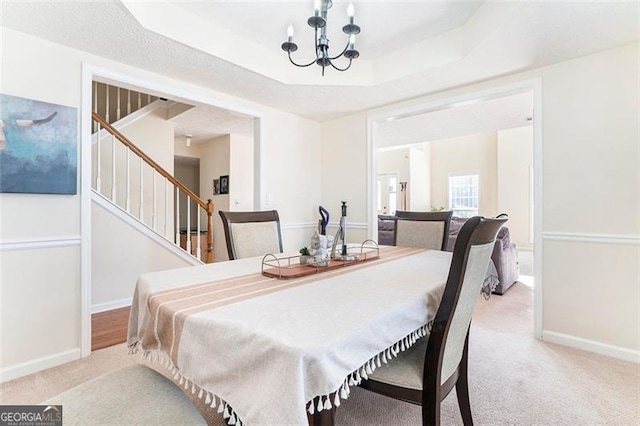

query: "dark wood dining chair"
xmin=219 ymin=210 xmax=283 ymax=260
xmin=360 ymin=216 xmax=507 ymax=425
xmin=394 ymin=210 xmax=453 ymax=250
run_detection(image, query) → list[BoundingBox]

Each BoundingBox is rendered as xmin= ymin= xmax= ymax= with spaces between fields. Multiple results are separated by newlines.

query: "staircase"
xmin=91 ymin=83 xmax=213 ymax=263
xmin=92 ymin=82 xmax=159 ymax=128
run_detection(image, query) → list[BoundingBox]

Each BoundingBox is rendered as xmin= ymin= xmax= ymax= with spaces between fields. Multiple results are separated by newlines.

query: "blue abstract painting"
xmin=0 ymin=94 xmax=77 ymax=194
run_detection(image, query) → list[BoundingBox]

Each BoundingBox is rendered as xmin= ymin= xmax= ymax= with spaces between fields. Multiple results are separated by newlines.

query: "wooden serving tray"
xmin=261 ymin=243 xmax=380 ymax=279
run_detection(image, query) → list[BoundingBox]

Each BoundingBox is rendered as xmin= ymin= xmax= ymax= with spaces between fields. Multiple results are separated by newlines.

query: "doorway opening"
xmin=81 ymin=65 xmax=264 ymax=356
xmin=367 ymin=80 xmax=542 ymax=337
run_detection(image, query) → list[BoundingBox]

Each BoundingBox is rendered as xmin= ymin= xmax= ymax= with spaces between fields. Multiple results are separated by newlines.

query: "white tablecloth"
xmin=128 ymin=247 xmax=452 ymax=425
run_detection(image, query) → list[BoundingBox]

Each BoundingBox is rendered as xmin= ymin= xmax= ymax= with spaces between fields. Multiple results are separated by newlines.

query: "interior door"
xmin=377 ymin=173 xmax=398 ymax=216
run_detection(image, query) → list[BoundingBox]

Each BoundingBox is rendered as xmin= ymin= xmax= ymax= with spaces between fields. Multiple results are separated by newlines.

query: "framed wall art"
xmin=219 ymin=175 xmax=229 ymax=194
xmin=0 ymin=93 xmax=77 ymax=194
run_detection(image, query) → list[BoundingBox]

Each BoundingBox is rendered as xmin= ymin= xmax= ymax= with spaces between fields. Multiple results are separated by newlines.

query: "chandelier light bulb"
xmin=287 ymin=24 xmax=294 ymax=40
xmin=314 ymin=0 xmax=321 ymax=15
xmin=349 ymin=34 xmax=355 ymax=49
xmin=347 ymin=3 xmax=355 ymax=18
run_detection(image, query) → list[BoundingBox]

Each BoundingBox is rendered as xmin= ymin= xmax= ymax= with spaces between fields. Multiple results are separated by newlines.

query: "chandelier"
xmin=281 ymin=0 xmax=361 ymax=76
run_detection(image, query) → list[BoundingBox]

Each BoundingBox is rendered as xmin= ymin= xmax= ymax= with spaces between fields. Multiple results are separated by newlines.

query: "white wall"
xmin=268 ymin=116 xmax=322 ymax=252
xmin=409 ymin=145 xmax=429 ymax=211
xmin=321 ymin=43 xmax=639 ymax=358
xmin=199 ymin=135 xmax=231 ymax=261
xmin=429 ymin=132 xmax=498 ymax=216
xmin=174 ymin=159 xmax=200 ymax=228
xmin=229 ymin=134 xmax=255 ymax=214
xmin=91 ymin=202 xmax=192 ymax=310
xmin=497 ymin=126 xmax=534 ymax=249
xmin=1 ymin=28 xmax=83 ymax=379
xmin=0 ymin=27 xmax=322 ymax=379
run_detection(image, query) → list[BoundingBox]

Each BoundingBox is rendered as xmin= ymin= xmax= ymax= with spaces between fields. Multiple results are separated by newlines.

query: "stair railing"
xmin=92 ymin=112 xmax=214 ymax=263
xmin=92 ymin=82 xmax=158 ymax=130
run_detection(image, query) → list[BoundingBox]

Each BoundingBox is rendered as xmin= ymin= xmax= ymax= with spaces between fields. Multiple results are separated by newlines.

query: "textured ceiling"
xmin=2 ymin=1 xmax=638 ymax=122
xmin=173 ymin=1 xmax=483 ymax=60
xmin=376 ymin=92 xmax=533 ymax=148
xmin=172 ymin=104 xmax=255 ymax=144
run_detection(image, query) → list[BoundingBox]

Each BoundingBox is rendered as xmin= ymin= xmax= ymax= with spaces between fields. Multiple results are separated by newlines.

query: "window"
xmin=448 ymin=174 xmax=478 ymax=218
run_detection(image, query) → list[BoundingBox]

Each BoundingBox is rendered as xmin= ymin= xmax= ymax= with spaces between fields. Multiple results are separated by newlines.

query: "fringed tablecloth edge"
xmin=305 ymin=321 xmax=432 ymax=415
xmin=128 ymin=341 xmax=246 ymax=426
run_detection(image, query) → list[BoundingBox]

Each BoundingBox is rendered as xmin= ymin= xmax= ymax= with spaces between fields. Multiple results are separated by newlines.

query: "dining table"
xmin=127 ymin=245 xmax=454 ymax=425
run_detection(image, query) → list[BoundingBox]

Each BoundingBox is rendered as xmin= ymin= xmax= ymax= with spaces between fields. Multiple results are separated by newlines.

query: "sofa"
xmin=377 ymin=215 xmax=396 ymax=246
xmin=447 ymin=217 xmax=518 ymax=294
xmin=378 ymin=214 xmax=519 ymax=295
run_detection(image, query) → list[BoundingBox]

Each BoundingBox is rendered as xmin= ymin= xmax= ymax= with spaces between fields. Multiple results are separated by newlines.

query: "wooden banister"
xmin=93 ymin=111 xmax=214 ymax=263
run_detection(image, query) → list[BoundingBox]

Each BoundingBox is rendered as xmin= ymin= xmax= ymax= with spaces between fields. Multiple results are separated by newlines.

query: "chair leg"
xmin=422 ymin=376 xmax=440 ymax=426
xmin=456 ymin=333 xmax=473 ymax=426
xmin=422 ymin=400 xmax=440 ymax=426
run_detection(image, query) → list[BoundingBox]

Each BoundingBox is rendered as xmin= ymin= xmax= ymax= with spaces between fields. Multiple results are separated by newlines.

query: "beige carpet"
xmin=1 ymin=282 xmax=638 ymax=425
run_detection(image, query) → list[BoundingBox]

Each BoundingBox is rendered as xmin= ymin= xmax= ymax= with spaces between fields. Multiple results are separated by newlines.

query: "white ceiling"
xmin=376 ymin=91 xmax=534 ymax=148
xmin=2 ymin=1 xmax=638 ymax=124
xmin=173 ymin=1 xmax=483 ymax=60
xmin=172 ymin=104 xmax=255 ymax=145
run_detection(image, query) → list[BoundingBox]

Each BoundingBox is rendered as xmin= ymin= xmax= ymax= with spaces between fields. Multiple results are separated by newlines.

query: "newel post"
xmin=205 ymin=199 xmax=215 ymax=263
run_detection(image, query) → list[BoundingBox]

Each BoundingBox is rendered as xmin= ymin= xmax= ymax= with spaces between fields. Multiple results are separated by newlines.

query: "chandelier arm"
xmin=328 ymin=41 xmax=350 ymax=61
xmin=329 ymin=58 xmax=353 ymax=72
xmin=288 ymin=51 xmax=318 ymax=68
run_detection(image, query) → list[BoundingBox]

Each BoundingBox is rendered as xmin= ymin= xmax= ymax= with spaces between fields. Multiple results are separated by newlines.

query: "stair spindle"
xmin=116 ymin=88 xmax=121 ymax=121
xmin=126 ymin=148 xmax=131 ymax=213
xmin=111 ymin=134 xmax=116 ymax=202
xmin=175 ymin=187 xmax=181 ymax=246
xmin=196 ymin=208 xmax=202 ymax=260
xmin=165 ymin=179 xmax=169 ymax=238
xmin=152 ymin=169 xmax=157 ymax=230
xmin=106 ymin=84 xmax=110 ymax=123
xmin=139 ymin=157 xmax=144 ymax=222
xmin=187 ymin=198 xmax=192 ymax=254
xmin=93 ymin=81 xmax=98 ymax=132
xmin=96 ymin=123 xmax=102 ymax=191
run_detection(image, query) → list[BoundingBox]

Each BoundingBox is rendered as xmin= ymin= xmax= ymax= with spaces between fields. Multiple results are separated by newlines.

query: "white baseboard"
xmin=91 ymin=297 xmax=132 ymax=314
xmin=0 ymin=348 xmax=81 ymax=383
xmin=542 ymin=330 xmax=639 ymax=364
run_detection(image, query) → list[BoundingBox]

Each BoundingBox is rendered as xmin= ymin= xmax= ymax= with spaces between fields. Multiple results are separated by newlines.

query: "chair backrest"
xmin=219 ymin=210 xmax=283 ymax=260
xmin=394 ymin=211 xmax=453 ymax=250
xmin=425 ymin=216 xmax=507 ymax=386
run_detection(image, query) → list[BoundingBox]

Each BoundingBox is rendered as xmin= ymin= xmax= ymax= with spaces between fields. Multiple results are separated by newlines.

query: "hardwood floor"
xmin=91 ymin=306 xmax=130 ymax=351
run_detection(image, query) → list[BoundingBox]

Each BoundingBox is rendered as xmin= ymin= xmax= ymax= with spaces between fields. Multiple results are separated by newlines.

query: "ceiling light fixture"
xmin=185 ymin=134 xmax=192 ymax=147
xmin=281 ymin=0 xmax=360 ymax=76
